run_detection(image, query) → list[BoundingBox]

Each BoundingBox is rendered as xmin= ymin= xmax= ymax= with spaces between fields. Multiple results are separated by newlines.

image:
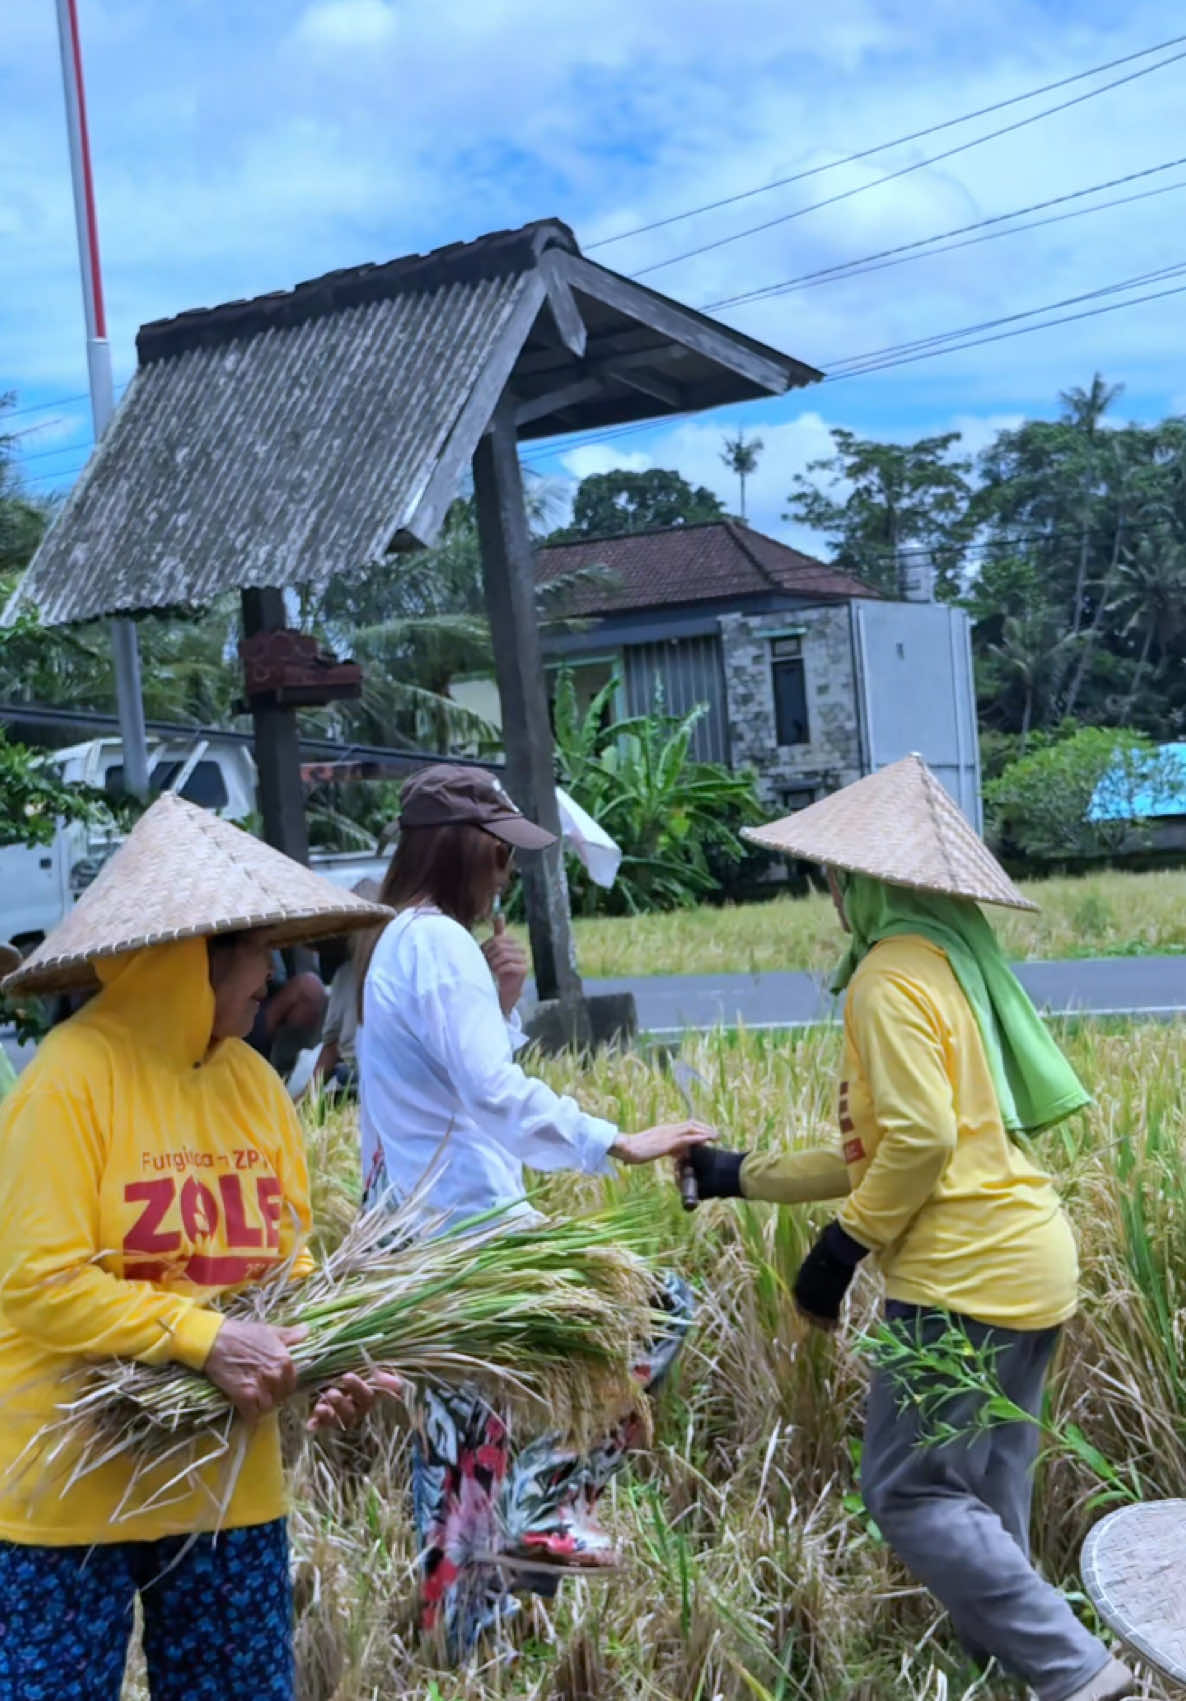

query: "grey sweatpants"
xmin=861 ymin=1304 xmax=1110 ymax=1701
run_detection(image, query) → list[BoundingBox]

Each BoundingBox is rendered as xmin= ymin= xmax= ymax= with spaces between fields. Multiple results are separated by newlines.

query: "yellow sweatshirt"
xmin=0 ymin=935 xmax=313 ymax=1546
xmin=739 ymin=934 xmax=1078 ymax=1331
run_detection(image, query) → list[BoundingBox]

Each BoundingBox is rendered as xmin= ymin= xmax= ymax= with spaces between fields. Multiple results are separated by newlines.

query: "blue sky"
xmin=3 ymin=0 xmax=1184 ymax=551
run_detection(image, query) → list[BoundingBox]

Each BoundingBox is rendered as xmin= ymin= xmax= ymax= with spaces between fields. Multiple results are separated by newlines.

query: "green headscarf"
xmin=832 ymin=872 xmax=1089 ymax=1134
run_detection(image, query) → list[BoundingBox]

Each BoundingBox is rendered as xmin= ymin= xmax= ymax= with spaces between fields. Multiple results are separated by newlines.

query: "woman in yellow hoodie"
xmin=682 ymin=757 xmax=1134 ymax=1701
xmin=0 ymin=794 xmax=392 ymax=1701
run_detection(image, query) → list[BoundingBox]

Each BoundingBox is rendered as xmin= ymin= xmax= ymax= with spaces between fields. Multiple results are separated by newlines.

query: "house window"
xmin=771 ymin=636 xmax=810 ymax=747
xmin=780 ymin=784 xmax=816 ymax=813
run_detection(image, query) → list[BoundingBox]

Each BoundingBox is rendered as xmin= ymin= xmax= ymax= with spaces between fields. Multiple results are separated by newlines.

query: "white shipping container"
xmin=851 ymin=599 xmax=982 ymax=831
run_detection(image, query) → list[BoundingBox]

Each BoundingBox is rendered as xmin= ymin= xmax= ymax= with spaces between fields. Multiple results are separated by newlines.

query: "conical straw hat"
xmin=2 ymin=792 xmax=393 ymax=996
xmin=743 ymin=754 xmax=1036 ymax=911
xmin=0 ymin=942 xmax=21 ymax=976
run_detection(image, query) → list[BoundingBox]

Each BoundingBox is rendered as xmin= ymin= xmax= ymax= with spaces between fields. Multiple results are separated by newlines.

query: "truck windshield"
xmin=104 ymin=759 xmax=229 ymax=811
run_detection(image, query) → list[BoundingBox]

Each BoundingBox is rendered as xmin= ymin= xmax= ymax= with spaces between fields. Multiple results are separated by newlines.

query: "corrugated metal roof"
xmin=536 ymin=521 xmax=875 ymax=615
xmin=12 ymin=218 xmax=820 ymax=628
xmin=18 ymin=270 xmax=536 ymax=626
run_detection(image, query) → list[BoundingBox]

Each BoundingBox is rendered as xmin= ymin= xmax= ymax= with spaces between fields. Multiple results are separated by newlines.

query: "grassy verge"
xmin=126 ymin=1019 xmax=1185 ymax=1699
xmin=569 ymin=868 xmax=1186 ymax=979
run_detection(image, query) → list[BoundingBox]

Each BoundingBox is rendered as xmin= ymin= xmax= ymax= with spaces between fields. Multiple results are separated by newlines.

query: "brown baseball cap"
xmin=399 ymin=764 xmax=556 ymax=850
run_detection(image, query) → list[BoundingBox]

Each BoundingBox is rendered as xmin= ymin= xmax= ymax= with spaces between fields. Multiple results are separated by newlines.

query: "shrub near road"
xmin=121 ymin=1020 xmax=1186 ymax=1700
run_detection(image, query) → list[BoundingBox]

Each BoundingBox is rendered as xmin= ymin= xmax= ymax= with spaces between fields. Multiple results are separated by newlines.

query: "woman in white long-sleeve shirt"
xmin=356 ymin=764 xmax=709 ymax=1657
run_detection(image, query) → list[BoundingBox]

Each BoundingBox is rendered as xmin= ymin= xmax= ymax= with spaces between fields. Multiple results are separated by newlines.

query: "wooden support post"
xmin=240 ymin=587 xmax=310 ymax=868
xmin=473 ymin=401 xmax=582 ymax=1009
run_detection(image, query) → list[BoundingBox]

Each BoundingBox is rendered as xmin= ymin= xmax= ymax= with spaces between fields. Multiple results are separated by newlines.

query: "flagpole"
xmin=54 ymin=0 xmax=149 ymax=800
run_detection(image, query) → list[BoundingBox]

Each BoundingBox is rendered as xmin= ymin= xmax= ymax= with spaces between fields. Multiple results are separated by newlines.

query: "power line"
xmin=629 ymin=44 xmax=1186 ymax=279
xmin=16 ymin=439 xmax=94 ymax=467
xmin=824 ymin=259 xmax=1186 ymax=373
xmin=587 ymin=30 xmax=1186 ymax=251
xmin=22 ymin=461 xmax=89 ymax=487
xmin=3 ymin=391 xmax=91 ymax=421
xmin=826 ymin=277 xmax=1186 ymax=383
xmin=521 ymin=263 xmax=1186 ymax=468
xmin=819 ymin=526 xmax=1167 ymax=568
xmin=705 ymin=157 xmax=1186 ymax=311
xmin=2 ymin=380 xmax=130 ymax=424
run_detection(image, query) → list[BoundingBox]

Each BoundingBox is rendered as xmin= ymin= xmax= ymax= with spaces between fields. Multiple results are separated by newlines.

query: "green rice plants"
xmin=115 ymin=1020 xmax=1186 ymax=1700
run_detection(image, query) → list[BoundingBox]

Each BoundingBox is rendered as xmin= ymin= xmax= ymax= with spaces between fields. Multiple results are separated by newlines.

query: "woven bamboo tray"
xmin=1081 ymin=1501 xmax=1186 ymax=1686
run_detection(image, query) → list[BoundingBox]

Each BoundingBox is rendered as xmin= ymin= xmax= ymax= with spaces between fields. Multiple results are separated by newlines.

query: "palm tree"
xmin=988 ymin=612 xmax=1080 ymax=747
xmin=720 ymin=429 xmax=764 ymax=522
xmin=1057 ymin=376 xmax=1124 ymax=642
xmin=1059 ymin=373 xmax=1124 ymax=439
xmin=1108 ymin=532 xmax=1186 ymax=725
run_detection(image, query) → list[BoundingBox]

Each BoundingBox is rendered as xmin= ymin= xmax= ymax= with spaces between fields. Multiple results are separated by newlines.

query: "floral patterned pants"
xmin=411 ymin=1268 xmax=695 ymax=1659
xmin=0 ymin=1519 xmax=293 ymax=1701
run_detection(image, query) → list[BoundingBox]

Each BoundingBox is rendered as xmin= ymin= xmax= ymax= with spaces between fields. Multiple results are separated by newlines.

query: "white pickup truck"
xmin=0 ymin=733 xmax=388 ymax=957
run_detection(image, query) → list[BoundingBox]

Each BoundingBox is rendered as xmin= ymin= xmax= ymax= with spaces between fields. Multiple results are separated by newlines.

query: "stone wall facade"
xmin=720 ymin=604 xmax=864 ymax=809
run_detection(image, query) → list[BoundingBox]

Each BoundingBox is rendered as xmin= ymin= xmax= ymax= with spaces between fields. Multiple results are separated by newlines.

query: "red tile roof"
xmin=535 ymin=521 xmax=875 ymax=617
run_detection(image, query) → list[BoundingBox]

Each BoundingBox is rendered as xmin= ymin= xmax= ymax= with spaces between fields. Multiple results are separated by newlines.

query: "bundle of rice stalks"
xmin=30 ymin=1189 xmax=663 ymax=1519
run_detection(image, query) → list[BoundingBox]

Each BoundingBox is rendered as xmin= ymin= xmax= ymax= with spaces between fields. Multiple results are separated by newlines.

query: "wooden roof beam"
xmin=514 ymin=376 xmax=606 ymax=429
xmin=539 ymin=250 xmax=588 ymax=359
xmin=600 ymin=362 xmax=682 ymax=410
xmin=558 ymin=251 xmax=820 ymax=393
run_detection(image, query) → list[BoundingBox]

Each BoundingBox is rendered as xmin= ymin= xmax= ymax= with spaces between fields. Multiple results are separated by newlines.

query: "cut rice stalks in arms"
xmin=20 ymin=1194 xmax=662 ymax=1523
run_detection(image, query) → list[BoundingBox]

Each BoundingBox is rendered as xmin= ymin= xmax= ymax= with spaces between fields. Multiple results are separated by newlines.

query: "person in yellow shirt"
xmin=682 ymin=756 xmax=1134 ymax=1701
xmin=0 ymin=794 xmax=396 ymax=1701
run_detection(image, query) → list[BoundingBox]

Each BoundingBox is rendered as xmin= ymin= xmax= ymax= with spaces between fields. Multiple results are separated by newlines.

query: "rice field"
xmin=121 ymin=1019 xmax=1186 ymax=1701
xmin=569 ymin=869 xmax=1186 ymax=979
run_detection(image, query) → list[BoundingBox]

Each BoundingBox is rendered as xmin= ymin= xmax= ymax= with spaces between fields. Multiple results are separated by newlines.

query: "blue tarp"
xmin=1088 ymin=742 xmax=1186 ymax=822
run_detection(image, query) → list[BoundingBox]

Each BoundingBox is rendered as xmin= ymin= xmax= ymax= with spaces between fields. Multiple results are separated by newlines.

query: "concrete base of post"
xmin=523 ymin=992 xmax=639 ymax=1056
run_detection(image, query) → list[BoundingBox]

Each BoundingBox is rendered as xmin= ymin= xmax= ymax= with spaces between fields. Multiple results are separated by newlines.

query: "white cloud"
xmin=3 ymin=0 xmax=1183 ymax=484
xmin=294 ymin=0 xmax=399 ymax=49
xmin=559 ymin=447 xmax=654 ymax=481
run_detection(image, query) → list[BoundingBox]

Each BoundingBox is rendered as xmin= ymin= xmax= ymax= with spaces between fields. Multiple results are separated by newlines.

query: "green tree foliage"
xmin=549 ymin=669 xmax=763 ymax=915
xmin=0 ymin=731 xmax=107 ymax=849
xmin=971 ymin=380 xmax=1186 ymax=737
xmin=780 ymin=379 xmax=1186 ymax=751
xmin=985 ymin=727 xmax=1179 ymax=861
xmin=784 ymin=427 xmax=975 ymax=598
xmin=305 ymin=490 xmax=612 ymax=755
xmin=552 ymin=468 xmax=726 ymax=541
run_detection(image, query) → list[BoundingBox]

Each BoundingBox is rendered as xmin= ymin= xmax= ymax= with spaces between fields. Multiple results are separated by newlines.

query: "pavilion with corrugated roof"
xmin=12 ymin=217 xmax=821 ymax=1031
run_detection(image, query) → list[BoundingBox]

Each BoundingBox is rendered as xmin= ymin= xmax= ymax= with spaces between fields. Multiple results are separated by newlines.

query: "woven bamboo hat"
xmin=743 ymin=753 xmax=1036 ymax=912
xmin=1081 ymin=1500 xmax=1186 ymax=1683
xmin=2 ymin=792 xmax=394 ymax=996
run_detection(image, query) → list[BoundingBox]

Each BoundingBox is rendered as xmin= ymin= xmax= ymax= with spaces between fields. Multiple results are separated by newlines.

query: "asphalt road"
xmin=581 ymin=954 xmax=1186 ymax=1038
xmin=5 ymin=955 xmax=1184 ymax=1075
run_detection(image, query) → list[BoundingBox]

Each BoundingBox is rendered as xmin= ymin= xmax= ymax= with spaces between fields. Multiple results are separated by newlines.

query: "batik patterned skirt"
xmin=410 ymin=1268 xmax=693 ymax=1656
xmin=361 ymin=1154 xmax=694 ymax=1659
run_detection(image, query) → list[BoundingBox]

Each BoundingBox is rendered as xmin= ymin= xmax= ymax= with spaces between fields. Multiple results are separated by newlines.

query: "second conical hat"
xmin=3 ymin=792 xmax=393 ymax=995
xmin=743 ymin=754 xmax=1035 ymax=911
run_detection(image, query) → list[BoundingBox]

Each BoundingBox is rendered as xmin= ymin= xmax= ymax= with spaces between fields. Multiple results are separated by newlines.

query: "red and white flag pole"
xmin=55 ymin=0 xmax=149 ymax=799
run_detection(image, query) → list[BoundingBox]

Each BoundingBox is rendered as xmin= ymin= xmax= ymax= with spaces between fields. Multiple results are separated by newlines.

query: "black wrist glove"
xmin=684 ymin=1144 xmax=748 ymax=1199
xmin=793 ymin=1220 xmax=869 ymax=1329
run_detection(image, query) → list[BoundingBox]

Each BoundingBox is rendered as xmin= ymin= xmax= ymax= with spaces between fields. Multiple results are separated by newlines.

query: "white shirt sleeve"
xmin=409 ymin=921 xmax=618 ymax=1176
